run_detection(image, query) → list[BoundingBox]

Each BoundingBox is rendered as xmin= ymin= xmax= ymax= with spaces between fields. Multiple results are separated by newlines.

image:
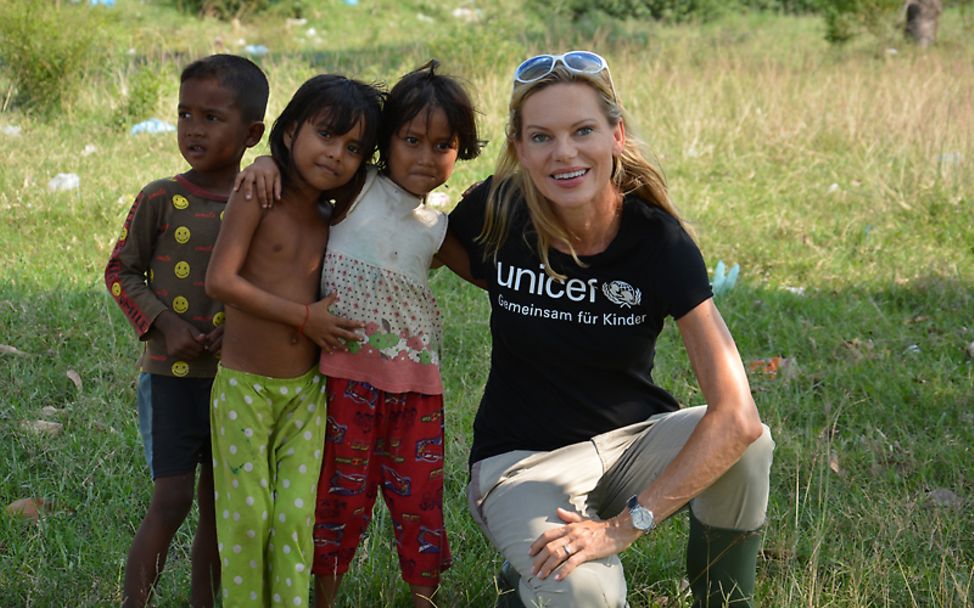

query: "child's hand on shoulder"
xmin=154 ymin=310 xmax=207 ymax=360
xmin=305 ymin=294 xmax=364 ymax=352
xmin=234 ymin=155 xmax=281 ymax=209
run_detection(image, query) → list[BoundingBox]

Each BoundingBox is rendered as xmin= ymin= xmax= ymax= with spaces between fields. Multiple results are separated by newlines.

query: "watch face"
xmin=628 ymin=496 xmax=654 ymax=531
xmin=632 ymin=508 xmax=653 ymax=530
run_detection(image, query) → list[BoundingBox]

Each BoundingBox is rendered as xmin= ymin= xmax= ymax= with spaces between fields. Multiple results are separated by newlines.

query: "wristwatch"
xmin=626 ymin=495 xmax=655 ymax=534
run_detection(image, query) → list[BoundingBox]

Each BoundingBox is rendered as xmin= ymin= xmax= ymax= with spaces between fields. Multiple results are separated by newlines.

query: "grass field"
xmin=0 ymin=1 xmax=972 ymax=606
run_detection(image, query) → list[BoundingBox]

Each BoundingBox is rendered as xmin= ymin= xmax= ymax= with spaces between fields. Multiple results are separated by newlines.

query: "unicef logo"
xmin=602 ymin=281 xmax=641 ymax=309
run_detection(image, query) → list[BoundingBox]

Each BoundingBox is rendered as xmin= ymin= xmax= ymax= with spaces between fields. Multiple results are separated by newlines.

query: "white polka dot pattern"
xmin=210 ymin=366 xmax=326 ymax=606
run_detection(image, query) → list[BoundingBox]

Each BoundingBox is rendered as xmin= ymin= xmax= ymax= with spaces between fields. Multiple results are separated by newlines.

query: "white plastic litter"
xmin=939 ymin=152 xmax=962 ymax=164
xmin=452 ymin=7 xmax=483 ymax=22
xmin=2 ymin=125 xmax=22 ymax=137
xmin=82 ymin=144 xmax=97 ymax=156
xmin=426 ymin=192 xmax=451 ymax=210
xmin=48 ymin=173 xmax=80 ymax=192
xmin=245 ymin=44 xmax=269 ymax=57
xmin=130 ymin=118 xmax=176 ymax=135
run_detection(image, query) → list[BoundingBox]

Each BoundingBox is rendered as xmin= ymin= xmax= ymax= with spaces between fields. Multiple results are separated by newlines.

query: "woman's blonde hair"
xmin=478 ymin=60 xmax=684 ymax=280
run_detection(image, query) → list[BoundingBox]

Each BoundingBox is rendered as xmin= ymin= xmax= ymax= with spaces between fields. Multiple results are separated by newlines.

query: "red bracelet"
xmin=298 ymin=304 xmax=310 ymax=338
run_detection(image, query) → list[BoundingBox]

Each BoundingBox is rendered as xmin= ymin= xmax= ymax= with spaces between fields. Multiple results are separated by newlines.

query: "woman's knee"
xmin=692 ymin=423 xmax=774 ymax=530
xmin=738 ymin=423 xmax=774 ymax=481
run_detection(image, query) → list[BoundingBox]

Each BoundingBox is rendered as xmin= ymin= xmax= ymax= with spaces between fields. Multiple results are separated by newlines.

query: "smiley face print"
xmin=213 ymin=311 xmax=225 ymax=327
xmin=174 ymin=261 xmax=190 ymax=279
xmin=111 ymin=282 xmax=122 ymax=297
xmin=172 ymin=195 xmax=189 ymax=210
xmin=172 ymin=296 xmax=189 ymax=314
xmin=174 ymin=226 xmax=191 ymax=244
xmin=171 ymin=361 xmax=190 ymax=377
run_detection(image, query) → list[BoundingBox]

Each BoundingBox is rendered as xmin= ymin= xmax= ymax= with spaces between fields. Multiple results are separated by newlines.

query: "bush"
xmin=112 ymin=66 xmax=170 ymax=131
xmin=533 ymin=0 xmax=901 ymax=42
xmin=0 ymin=2 xmax=106 ymax=116
xmin=819 ymin=0 xmax=901 ymax=43
xmin=172 ymin=0 xmax=302 ymax=20
xmin=532 ymin=0 xmax=825 ymax=22
xmin=739 ymin=0 xmax=823 ymax=12
xmin=533 ymin=0 xmax=728 ymax=22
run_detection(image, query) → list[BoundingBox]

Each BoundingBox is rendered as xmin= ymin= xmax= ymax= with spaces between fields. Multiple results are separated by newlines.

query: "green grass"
xmin=1 ymin=1 xmax=973 ymax=606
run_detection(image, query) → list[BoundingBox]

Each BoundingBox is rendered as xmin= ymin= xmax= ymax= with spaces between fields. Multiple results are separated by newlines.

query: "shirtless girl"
xmin=203 ymin=74 xmax=383 ymax=607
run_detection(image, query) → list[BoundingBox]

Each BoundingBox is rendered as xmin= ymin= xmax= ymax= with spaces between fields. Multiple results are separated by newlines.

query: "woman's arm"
xmin=529 ymin=298 xmax=764 ymax=580
xmin=643 ymin=298 xmax=764 ymax=516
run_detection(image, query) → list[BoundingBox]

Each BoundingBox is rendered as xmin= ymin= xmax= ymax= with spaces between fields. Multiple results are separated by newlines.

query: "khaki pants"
xmin=467 ymin=406 xmax=774 ymax=608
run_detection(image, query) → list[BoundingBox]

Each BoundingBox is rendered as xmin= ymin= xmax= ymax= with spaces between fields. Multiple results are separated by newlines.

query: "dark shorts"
xmin=136 ymin=372 xmax=213 ymax=480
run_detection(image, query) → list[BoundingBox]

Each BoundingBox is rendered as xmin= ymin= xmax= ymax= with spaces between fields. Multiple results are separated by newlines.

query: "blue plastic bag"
xmin=130 ymin=118 xmax=176 ymax=135
xmin=711 ymin=260 xmax=740 ymax=296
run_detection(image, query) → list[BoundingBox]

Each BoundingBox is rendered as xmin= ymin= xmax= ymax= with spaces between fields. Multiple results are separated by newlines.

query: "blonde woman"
xmin=447 ymin=51 xmax=774 ymax=608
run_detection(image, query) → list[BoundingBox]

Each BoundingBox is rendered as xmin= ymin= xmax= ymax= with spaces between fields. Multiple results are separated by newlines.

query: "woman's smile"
xmin=515 ymin=82 xmax=624 ymax=217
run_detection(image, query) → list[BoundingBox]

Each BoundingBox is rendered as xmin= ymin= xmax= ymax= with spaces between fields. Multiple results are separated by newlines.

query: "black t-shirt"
xmin=449 ymin=178 xmax=713 ymax=465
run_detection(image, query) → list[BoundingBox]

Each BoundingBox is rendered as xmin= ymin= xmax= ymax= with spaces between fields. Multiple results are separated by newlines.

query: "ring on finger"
xmin=563 ymin=543 xmax=574 ymax=558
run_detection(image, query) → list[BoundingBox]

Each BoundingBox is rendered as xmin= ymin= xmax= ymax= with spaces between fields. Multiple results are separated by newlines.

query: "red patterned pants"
xmin=312 ymin=377 xmax=451 ymax=585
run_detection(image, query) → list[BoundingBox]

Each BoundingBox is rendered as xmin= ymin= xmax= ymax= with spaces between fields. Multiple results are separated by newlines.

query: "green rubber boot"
xmin=686 ymin=511 xmax=762 ymax=608
xmin=495 ymin=560 xmax=527 ymax=608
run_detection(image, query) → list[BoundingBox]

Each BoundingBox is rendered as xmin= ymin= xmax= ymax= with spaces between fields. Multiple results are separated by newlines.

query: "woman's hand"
xmin=233 ymin=155 xmax=281 ymax=208
xmin=528 ymin=507 xmax=641 ymax=581
xmin=304 ymin=293 xmax=364 ymax=351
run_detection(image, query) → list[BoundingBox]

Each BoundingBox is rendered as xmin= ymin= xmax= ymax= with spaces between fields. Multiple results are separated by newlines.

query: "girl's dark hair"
xmin=376 ymin=60 xmax=481 ymax=172
xmin=269 ymin=74 xmax=384 ymax=193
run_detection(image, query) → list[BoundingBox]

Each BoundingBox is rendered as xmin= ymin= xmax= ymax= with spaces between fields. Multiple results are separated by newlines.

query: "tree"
xmin=903 ymin=0 xmax=942 ymax=46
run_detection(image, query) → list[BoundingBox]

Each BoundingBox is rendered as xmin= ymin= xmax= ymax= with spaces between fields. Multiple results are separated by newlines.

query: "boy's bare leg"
xmin=123 ymin=473 xmax=195 ymax=608
xmin=314 ymin=574 xmax=344 ymax=608
xmin=190 ymin=463 xmax=219 ymax=607
xmin=410 ymin=584 xmax=437 ymax=608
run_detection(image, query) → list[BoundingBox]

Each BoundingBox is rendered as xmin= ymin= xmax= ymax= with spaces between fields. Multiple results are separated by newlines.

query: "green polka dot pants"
xmin=210 ymin=365 xmax=326 ymax=606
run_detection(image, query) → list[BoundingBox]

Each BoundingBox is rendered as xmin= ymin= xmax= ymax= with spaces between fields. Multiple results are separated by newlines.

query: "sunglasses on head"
xmin=513 ymin=51 xmax=610 ymax=84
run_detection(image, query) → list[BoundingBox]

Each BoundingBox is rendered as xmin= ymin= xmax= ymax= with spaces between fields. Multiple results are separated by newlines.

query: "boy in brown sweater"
xmin=105 ymin=54 xmax=267 ymax=607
